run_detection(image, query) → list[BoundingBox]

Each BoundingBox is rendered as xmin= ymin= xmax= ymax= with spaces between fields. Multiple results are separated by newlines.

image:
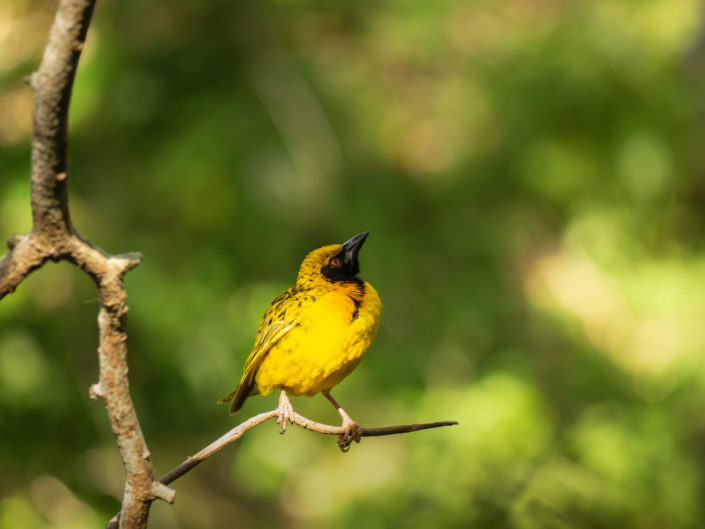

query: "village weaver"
xmin=219 ymin=232 xmax=382 ymax=449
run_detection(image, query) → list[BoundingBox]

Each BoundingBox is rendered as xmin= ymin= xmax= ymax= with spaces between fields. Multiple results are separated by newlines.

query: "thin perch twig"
xmin=104 ymin=411 xmax=458 ymax=529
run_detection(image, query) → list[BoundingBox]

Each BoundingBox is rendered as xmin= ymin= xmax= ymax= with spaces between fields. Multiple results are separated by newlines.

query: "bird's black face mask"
xmin=321 ymin=232 xmax=368 ymax=282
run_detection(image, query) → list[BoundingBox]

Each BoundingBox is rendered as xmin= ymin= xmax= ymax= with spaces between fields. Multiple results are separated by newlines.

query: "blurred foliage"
xmin=2 ymin=0 xmax=705 ymax=527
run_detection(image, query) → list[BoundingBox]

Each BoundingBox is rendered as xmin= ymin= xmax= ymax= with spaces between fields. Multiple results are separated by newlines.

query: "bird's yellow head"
xmin=296 ymin=232 xmax=369 ymax=288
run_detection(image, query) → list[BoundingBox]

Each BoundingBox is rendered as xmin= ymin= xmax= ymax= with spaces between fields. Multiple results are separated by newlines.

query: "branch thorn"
xmin=89 ymin=382 xmax=105 ymax=400
xmin=151 ymin=482 xmax=176 ymax=504
xmin=111 ymin=252 xmax=143 ymax=273
xmin=23 ymin=72 xmax=37 ymax=88
xmin=6 ymin=234 xmax=24 ymax=250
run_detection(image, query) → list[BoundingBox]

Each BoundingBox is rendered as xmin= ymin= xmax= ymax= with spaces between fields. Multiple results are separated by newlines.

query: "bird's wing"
xmin=221 ymin=318 xmax=295 ymax=414
xmin=242 ymin=289 xmax=300 ymax=381
xmin=219 ymin=317 xmax=296 ymax=414
xmin=241 ymin=317 xmax=296 ymax=386
xmin=220 ymin=290 xmax=303 ymax=414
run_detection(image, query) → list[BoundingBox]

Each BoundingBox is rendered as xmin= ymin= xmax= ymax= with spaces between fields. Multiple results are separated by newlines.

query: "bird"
xmin=219 ymin=232 xmax=382 ymax=449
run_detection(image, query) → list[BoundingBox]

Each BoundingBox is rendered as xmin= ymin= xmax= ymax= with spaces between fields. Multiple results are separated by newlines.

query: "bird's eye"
xmin=330 ymin=257 xmax=340 ymax=266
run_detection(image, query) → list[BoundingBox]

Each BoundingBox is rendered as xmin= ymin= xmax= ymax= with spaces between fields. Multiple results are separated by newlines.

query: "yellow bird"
xmin=219 ymin=232 xmax=382 ymax=447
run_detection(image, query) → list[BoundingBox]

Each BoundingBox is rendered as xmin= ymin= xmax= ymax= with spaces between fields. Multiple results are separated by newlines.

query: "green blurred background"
xmin=2 ymin=0 xmax=705 ymax=527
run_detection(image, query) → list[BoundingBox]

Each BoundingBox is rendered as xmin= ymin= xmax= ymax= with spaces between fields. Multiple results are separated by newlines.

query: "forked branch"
xmin=0 ymin=1 xmax=172 ymax=528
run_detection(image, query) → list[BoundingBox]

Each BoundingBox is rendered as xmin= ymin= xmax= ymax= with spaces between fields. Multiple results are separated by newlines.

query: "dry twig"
xmin=105 ymin=411 xmax=458 ymax=528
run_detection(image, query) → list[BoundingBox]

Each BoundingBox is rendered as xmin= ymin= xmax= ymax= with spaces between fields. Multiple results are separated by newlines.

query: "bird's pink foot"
xmin=276 ymin=388 xmax=294 ymax=434
xmin=323 ymin=390 xmax=363 ymax=452
xmin=338 ymin=416 xmax=362 ymax=452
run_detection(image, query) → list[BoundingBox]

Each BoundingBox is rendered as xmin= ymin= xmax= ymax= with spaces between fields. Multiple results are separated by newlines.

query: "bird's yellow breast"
xmin=254 ymin=282 xmax=381 ymax=396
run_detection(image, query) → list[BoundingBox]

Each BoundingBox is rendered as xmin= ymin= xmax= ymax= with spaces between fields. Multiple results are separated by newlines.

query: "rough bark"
xmin=0 ymin=1 xmax=173 ymax=527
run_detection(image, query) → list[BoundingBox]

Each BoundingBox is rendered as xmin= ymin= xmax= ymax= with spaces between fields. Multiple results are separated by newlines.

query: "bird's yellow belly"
xmin=254 ymin=291 xmax=379 ymax=396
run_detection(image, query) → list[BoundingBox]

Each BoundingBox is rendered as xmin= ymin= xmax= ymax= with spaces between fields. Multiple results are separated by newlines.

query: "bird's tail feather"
xmin=217 ymin=382 xmax=252 ymax=415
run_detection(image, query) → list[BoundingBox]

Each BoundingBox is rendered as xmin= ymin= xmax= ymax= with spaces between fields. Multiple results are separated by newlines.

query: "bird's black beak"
xmin=341 ymin=231 xmax=369 ymax=274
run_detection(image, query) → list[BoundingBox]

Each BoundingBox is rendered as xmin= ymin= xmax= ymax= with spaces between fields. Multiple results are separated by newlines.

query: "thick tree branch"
xmin=105 ymin=411 xmax=459 ymax=529
xmin=0 ymin=234 xmax=49 ymax=297
xmin=0 ymin=1 xmax=171 ymax=528
xmin=30 ymin=0 xmax=94 ymax=238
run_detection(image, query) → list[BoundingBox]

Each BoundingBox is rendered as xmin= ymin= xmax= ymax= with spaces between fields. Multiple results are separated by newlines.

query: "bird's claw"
xmin=276 ymin=390 xmax=294 ymax=434
xmin=337 ymin=418 xmax=362 ymax=452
